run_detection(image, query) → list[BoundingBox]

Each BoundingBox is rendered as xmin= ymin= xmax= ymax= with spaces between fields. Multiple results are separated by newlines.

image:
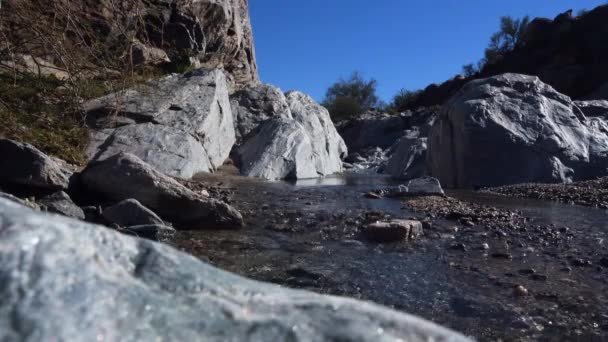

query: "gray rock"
xmin=103 ymin=199 xmax=165 ymax=227
xmin=428 ymin=73 xmax=608 ymax=188
xmin=90 ymin=123 xmax=212 ymax=179
xmin=286 ymin=91 xmax=347 ymax=176
xmin=236 ymin=118 xmax=317 ymax=180
xmin=362 ymin=220 xmax=424 ymax=243
xmin=406 ymin=177 xmax=445 ymax=196
xmin=82 ymin=153 xmax=243 ymax=229
xmin=575 ymin=100 xmax=608 ymax=118
xmin=0 ymin=191 xmax=38 ymax=210
xmin=120 ymin=224 xmax=176 ymax=241
xmin=131 ymin=41 xmax=170 ymax=66
xmin=0 ymin=139 xmax=69 ymax=191
xmin=0 ymin=198 xmax=470 ymax=342
xmin=85 ymin=69 xmax=235 ymax=171
xmin=230 ymin=83 xmax=292 ymax=142
xmin=39 ymin=191 xmax=85 ymax=220
xmin=385 ymin=131 xmax=428 ymax=180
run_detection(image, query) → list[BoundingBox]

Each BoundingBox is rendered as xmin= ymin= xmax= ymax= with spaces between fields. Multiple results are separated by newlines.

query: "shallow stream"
xmin=170 ymin=173 xmax=608 ymax=341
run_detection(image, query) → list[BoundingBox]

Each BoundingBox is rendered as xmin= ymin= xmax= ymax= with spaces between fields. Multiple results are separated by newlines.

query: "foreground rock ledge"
xmin=0 ymin=199 xmax=470 ymax=342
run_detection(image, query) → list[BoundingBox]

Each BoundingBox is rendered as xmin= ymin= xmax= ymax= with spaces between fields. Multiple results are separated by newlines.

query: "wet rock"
xmin=102 ymin=199 xmax=165 ymax=227
xmin=0 ymin=139 xmax=69 ymax=191
xmin=230 ymin=83 xmax=292 ymax=142
xmin=89 ymin=123 xmax=212 ymax=179
xmin=286 ymin=91 xmax=347 ymax=176
xmin=236 ymin=118 xmax=317 ymax=180
xmin=38 ymin=191 xmax=85 ymax=220
xmin=364 ymin=192 xmax=382 ymax=199
xmin=362 ymin=219 xmax=423 ymax=243
xmin=120 ymin=224 xmax=176 ymax=241
xmin=406 ymin=177 xmax=445 ymax=196
xmin=450 ymin=243 xmax=467 ymax=252
xmin=514 ymin=285 xmax=529 ymax=297
xmin=85 ymin=69 xmax=235 ymax=174
xmin=81 ymin=153 xmax=243 ymax=229
xmin=428 ymin=73 xmax=608 ymax=188
xmin=0 ymin=198 xmax=471 ymax=342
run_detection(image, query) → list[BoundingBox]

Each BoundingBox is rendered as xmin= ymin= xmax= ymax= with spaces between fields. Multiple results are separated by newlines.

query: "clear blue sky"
xmin=249 ymin=0 xmax=606 ymax=102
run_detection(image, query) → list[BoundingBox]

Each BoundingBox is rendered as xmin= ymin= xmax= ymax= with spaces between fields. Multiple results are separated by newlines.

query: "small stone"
xmin=450 ymin=243 xmax=467 ymax=252
xmin=362 ymin=219 xmax=423 ymax=243
xmin=481 ymin=243 xmax=490 ymax=250
xmin=514 ymin=285 xmax=529 ymax=297
xmin=491 ymin=252 xmax=512 ymax=259
xmin=364 ymin=192 xmax=382 ymax=199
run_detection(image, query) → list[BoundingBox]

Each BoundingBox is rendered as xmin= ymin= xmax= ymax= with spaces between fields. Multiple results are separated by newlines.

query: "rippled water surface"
xmin=170 ymin=173 xmax=608 ymax=341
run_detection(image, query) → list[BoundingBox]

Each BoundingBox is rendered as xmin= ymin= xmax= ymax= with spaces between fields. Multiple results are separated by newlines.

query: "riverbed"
xmin=169 ymin=173 xmax=608 ymax=341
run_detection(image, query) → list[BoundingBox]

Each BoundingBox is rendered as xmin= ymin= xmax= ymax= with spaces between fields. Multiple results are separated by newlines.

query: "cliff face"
xmin=2 ymin=0 xmax=259 ymax=90
xmin=411 ymin=5 xmax=608 ymax=108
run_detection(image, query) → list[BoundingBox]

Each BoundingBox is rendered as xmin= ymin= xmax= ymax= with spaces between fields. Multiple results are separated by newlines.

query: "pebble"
xmin=481 ymin=243 xmax=490 ymax=250
xmin=514 ymin=285 xmax=529 ymax=297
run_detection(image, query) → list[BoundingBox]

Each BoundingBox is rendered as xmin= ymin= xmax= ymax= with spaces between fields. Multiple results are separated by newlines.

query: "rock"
xmin=0 ymin=54 xmax=69 ymax=80
xmin=38 ymin=191 xmax=85 ymax=220
xmin=0 ymin=198 xmax=471 ymax=342
xmin=337 ymin=108 xmax=437 ymax=153
xmin=236 ymin=118 xmax=317 ymax=180
xmin=364 ymin=192 xmax=382 ymax=199
xmin=89 ymin=123 xmax=212 ymax=179
xmin=406 ymin=177 xmax=445 ymax=196
xmin=102 ymin=199 xmax=165 ymax=227
xmin=131 ymin=41 xmax=170 ymax=66
xmin=120 ymin=224 xmax=176 ymax=241
xmin=428 ymin=74 xmax=608 ymax=188
xmin=0 ymin=191 xmax=38 ymax=210
xmin=81 ymin=153 xmax=243 ymax=229
xmin=85 ymin=69 xmax=235 ymax=173
xmin=385 ymin=131 xmax=428 ymax=180
xmin=514 ymin=285 xmax=529 ymax=297
xmin=0 ymin=139 xmax=70 ymax=191
xmin=286 ymin=91 xmax=347 ymax=176
xmin=575 ymin=100 xmax=608 ymax=118
xmin=362 ymin=219 xmax=423 ymax=243
xmin=230 ymin=83 xmax=293 ymax=142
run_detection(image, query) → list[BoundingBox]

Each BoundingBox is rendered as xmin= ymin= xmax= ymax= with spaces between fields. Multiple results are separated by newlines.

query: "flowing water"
xmin=170 ymin=173 xmax=608 ymax=341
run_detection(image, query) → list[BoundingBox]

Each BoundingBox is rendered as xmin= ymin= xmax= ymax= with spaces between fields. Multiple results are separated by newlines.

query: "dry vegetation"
xmin=0 ymin=0 xmax=171 ymax=164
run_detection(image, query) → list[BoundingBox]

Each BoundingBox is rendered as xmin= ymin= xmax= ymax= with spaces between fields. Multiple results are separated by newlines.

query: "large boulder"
xmin=286 ymin=91 xmax=347 ymax=176
xmin=81 ymin=153 xmax=243 ymax=229
xmin=0 ymin=139 xmax=70 ymax=191
xmin=0 ymin=198 xmax=470 ymax=341
xmin=385 ymin=131 xmax=428 ymax=180
xmin=428 ymin=74 xmax=608 ymax=188
xmin=85 ymin=69 xmax=235 ymax=176
xmin=89 ymin=123 xmax=212 ymax=179
xmin=102 ymin=199 xmax=165 ymax=227
xmin=230 ymin=83 xmax=293 ymax=142
xmin=236 ymin=118 xmax=317 ymax=180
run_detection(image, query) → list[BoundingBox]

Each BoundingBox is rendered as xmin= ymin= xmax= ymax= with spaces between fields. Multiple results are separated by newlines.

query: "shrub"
xmin=322 ymin=71 xmax=380 ymax=120
xmin=390 ymin=89 xmax=422 ymax=112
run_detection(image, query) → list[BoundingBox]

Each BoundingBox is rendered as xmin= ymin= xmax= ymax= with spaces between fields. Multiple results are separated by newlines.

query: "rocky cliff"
xmin=2 ymin=0 xmax=259 ymax=90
